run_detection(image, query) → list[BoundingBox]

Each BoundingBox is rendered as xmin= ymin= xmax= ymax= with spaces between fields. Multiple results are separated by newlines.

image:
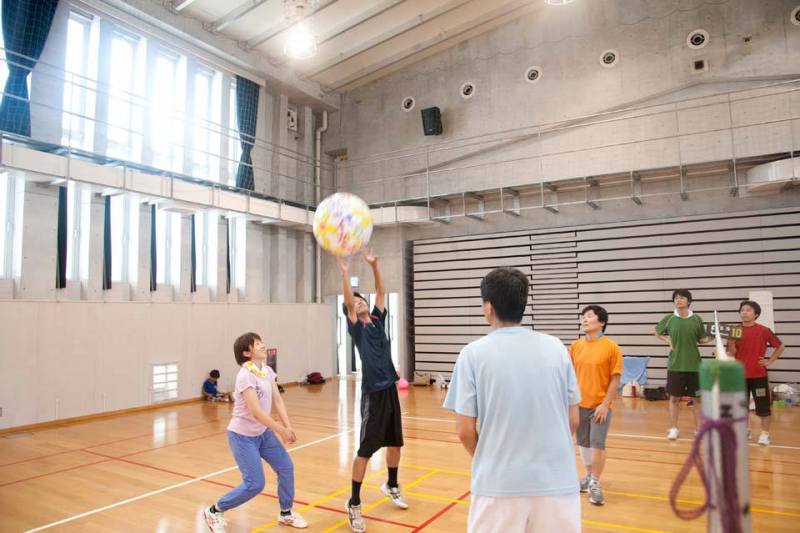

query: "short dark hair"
xmin=479 ymin=267 xmax=529 ymax=323
xmin=342 ymin=292 xmax=368 ymax=316
xmin=581 ymin=305 xmax=609 ymax=332
xmin=209 ymin=369 xmax=220 ymax=378
xmin=672 ymin=289 xmax=693 ymax=305
xmin=739 ymin=300 xmax=761 ymax=318
xmin=233 ymin=332 xmax=262 ymax=366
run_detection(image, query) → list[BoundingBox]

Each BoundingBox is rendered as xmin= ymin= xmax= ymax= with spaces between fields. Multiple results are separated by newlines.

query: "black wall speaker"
xmin=420 ymin=106 xmax=442 ymax=136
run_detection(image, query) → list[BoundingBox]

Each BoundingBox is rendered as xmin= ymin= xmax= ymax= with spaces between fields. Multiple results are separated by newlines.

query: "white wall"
xmin=325 ymin=0 xmax=800 ymax=204
xmin=0 ymin=300 xmax=334 ymax=429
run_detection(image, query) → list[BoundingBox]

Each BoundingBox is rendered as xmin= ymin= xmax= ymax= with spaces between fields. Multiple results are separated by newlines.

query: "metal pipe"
xmin=314 ymin=110 xmax=328 ymax=303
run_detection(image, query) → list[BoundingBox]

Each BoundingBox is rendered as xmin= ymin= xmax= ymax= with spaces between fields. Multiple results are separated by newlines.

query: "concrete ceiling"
xmin=172 ymin=0 xmax=541 ymax=93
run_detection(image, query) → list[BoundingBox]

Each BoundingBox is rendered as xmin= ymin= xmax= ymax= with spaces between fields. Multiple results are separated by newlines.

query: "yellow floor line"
xmin=605 ymin=489 xmax=800 ymax=518
xmin=249 ymin=471 xmax=384 ymax=533
xmin=404 ymin=462 xmax=470 ymax=477
xmin=362 ymin=483 xmax=470 ymax=505
xmin=321 ymin=469 xmax=441 ymax=533
xmin=582 ymin=519 xmax=667 ymax=533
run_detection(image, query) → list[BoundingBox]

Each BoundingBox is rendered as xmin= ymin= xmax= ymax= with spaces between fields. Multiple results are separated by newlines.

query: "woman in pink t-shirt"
xmin=203 ymin=332 xmax=308 ymax=532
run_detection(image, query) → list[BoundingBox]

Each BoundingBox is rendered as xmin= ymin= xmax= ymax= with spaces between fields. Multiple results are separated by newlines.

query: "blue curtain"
xmin=149 ymin=204 xmax=156 ymax=292
xmin=190 ymin=214 xmax=197 ymax=293
xmin=234 ymin=75 xmax=259 ymax=191
xmin=55 ymin=186 xmax=67 ymax=288
xmin=0 ymin=0 xmax=60 ymax=136
xmin=102 ymin=196 xmax=111 ymax=290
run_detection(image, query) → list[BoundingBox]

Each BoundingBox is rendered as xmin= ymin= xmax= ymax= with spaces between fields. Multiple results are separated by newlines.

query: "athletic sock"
xmin=280 ymin=509 xmax=292 ymax=517
xmin=211 ymin=505 xmax=222 ymax=514
xmin=350 ymin=480 xmax=363 ymax=506
xmin=387 ymin=467 xmax=399 ymax=488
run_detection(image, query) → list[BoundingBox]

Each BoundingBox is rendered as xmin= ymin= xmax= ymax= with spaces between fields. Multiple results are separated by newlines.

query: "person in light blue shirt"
xmin=443 ymin=267 xmax=581 ymax=533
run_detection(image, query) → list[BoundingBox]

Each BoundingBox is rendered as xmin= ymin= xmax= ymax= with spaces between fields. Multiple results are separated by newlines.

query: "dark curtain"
xmin=225 ymin=217 xmax=231 ymax=294
xmin=0 ymin=0 xmax=60 ymax=136
xmin=190 ymin=214 xmax=197 ymax=292
xmin=55 ymin=185 xmax=67 ymax=288
xmin=102 ymin=196 xmax=111 ymax=290
xmin=149 ymin=204 xmax=156 ymax=291
xmin=234 ymin=75 xmax=259 ymax=191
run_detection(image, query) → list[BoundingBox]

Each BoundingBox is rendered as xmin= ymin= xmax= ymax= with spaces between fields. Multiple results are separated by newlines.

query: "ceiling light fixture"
xmin=545 ymin=0 xmax=574 ymax=5
xmin=283 ymin=0 xmax=318 ymax=59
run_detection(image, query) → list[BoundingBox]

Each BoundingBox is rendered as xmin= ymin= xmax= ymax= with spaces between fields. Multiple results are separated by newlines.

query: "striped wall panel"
xmin=411 ymin=208 xmax=800 ymax=385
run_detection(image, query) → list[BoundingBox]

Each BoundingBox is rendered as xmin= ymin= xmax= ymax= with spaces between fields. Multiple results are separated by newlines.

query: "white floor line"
xmin=402 ymin=415 xmax=455 ymax=423
xmin=401 ymin=416 xmax=800 ymax=452
xmin=24 ymin=430 xmax=352 ymax=533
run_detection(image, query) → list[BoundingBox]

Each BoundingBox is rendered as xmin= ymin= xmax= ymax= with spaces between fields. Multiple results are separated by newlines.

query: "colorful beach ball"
xmin=313 ymin=193 xmax=373 ymax=256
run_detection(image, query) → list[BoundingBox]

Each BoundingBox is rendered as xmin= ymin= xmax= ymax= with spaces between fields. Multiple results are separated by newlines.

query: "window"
xmin=156 ymin=209 xmax=182 ymax=287
xmin=150 ymin=51 xmax=186 ymax=172
xmin=110 ymin=195 xmax=139 ymax=283
xmin=107 ymin=31 xmax=144 ymax=161
xmin=0 ymin=174 xmax=7 ymax=277
xmin=61 ymin=11 xmax=98 ymax=150
xmin=66 ymin=181 xmax=91 ymax=282
xmin=152 ymin=363 xmax=178 ymax=402
xmin=229 ymin=216 xmax=246 ymax=291
xmin=194 ymin=211 xmax=218 ymax=289
xmin=191 ymin=67 xmax=222 ymax=180
xmin=227 ymin=82 xmax=242 ymax=185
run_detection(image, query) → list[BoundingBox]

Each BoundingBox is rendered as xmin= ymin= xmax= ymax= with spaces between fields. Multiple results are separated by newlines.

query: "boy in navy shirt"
xmin=337 ymin=252 xmax=406 ymax=533
xmin=203 ymin=369 xmax=233 ymax=402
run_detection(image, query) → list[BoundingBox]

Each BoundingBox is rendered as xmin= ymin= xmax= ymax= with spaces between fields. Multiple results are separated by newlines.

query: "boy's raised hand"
xmin=362 ymin=249 xmax=378 ymax=266
xmin=335 ymin=255 xmax=349 ymax=274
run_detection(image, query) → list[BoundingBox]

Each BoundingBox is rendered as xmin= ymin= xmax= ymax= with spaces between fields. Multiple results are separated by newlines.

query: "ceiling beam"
xmin=330 ymin=0 xmax=534 ymax=91
xmin=243 ymin=0 xmax=341 ymax=49
xmin=212 ymin=0 xmax=270 ymax=33
xmin=301 ymin=0 xmax=471 ymax=80
xmin=173 ymin=0 xmax=199 ymax=11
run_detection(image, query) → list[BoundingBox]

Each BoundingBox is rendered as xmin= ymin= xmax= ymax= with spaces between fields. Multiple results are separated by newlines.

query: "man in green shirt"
xmin=654 ymin=289 xmax=712 ymax=440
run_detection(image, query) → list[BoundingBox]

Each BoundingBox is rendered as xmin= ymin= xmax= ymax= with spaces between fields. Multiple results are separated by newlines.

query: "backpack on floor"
xmin=644 ymin=386 xmax=668 ymax=401
xmin=306 ymin=372 xmax=325 ymax=384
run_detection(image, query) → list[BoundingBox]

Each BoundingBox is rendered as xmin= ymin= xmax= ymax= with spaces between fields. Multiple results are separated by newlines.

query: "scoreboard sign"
xmin=706 ymin=323 xmax=743 ymax=340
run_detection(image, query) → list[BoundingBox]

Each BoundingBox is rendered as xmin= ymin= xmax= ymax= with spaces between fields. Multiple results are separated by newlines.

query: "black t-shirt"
xmin=347 ymin=305 xmax=399 ymax=392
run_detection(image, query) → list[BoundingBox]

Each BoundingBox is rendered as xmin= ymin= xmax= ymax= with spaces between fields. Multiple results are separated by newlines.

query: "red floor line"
xmin=411 ymin=490 xmax=471 ymax=532
xmin=0 ymin=458 xmax=114 ymax=487
xmin=603 ymin=443 xmax=800 ymax=467
xmin=98 ymin=453 xmax=416 ymax=527
xmin=0 ymin=412 xmax=227 ymax=467
xmin=598 ymin=454 xmax=800 ymax=477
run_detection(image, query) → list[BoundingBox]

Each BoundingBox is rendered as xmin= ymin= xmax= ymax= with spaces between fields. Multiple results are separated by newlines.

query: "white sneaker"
xmin=346 ymin=502 xmax=366 ymax=533
xmin=757 ymin=432 xmax=771 ymax=446
xmin=380 ymin=483 xmax=409 ymax=509
xmin=203 ymin=507 xmax=228 ymax=533
xmin=667 ymin=427 xmax=679 ymax=440
xmin=278 ymin=510 xmax=308 ymax=528
xmin=588 ymin=478 xmax=605 ymax=506
xmin=747 ymin=428 xmax=752 ymax=440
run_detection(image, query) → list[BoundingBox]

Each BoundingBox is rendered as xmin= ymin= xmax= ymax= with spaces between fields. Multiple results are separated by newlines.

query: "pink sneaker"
xmin=203 ymin=506 xmax=227 ymax=533
xmin=278 ymin=510 xmax=308 ymax=528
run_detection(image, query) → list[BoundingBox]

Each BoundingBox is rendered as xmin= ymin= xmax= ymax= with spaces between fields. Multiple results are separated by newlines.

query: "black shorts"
xmin=666 ymin=371 xmax=700 ymax=398
xmin=747 ymin=377 xmax=771 ymax=417
xmin=357 ymin=385 xmax=404 ymax=457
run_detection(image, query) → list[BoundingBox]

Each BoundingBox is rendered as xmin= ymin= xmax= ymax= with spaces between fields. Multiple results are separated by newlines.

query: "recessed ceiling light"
xmin=545 ymin=0 xmax=574 ymax=5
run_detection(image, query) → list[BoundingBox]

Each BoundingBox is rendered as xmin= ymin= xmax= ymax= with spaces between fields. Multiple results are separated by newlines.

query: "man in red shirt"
xmin=727 ymin=300 xmax=785 ymax=446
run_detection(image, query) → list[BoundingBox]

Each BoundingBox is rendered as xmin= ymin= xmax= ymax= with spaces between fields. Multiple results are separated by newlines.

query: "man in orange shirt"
xmin=570 ymin=305 xmax=623 ymax=506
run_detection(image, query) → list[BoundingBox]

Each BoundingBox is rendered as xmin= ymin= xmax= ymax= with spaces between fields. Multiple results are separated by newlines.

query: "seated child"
xmin=203 ymin=369 xmax=233 ymax=402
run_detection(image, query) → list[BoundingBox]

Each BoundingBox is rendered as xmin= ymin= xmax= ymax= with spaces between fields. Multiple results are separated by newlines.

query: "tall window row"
xmin=60 ymin=8 xmax=237 ymax=184
xmin=0 ymin=6 xmax=251 ymax=292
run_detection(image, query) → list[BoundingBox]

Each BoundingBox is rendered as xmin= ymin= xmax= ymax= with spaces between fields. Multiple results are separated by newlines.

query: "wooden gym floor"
xmin=1 ymin=377 xmax=798 ymax=532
